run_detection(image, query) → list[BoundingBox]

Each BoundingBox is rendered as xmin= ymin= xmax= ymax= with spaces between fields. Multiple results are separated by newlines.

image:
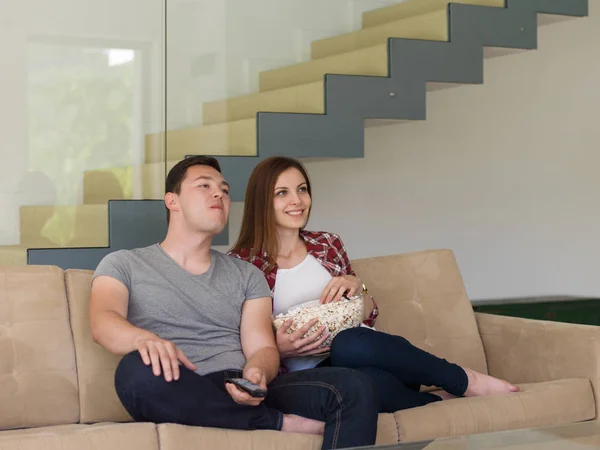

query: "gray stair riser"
xmin=450 ymin=5 xmax=537 ymax=48
xmin=389 ymin=39 xmax=484 ymax=85
xmin=509 ymin=0 xmax=587 ymax=16
xmin=325 ymin=74 xmax=427 ymax=120
xmin=28 ymin=200 xmax=229 ymax=269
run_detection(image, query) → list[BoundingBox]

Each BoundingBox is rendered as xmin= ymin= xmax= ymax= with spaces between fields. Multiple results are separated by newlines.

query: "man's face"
xmin=168 ymin=164 xmax=231 ymax=235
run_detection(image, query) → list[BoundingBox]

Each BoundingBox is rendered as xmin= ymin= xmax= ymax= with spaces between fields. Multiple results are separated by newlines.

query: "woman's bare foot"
xmin=463 ymin=367 xmax=520 ymax=397
xmin=281 ymin=414 xmax=325 ymax=435
xmin=435 ymin=390 xmax=458 ymax=401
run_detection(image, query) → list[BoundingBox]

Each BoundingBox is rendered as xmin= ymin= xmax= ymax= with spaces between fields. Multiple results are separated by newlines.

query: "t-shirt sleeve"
xmin=244 ymin=264 xmax=271 ymax=301
xmin=227 ymin=249 xmax=243 ymax=260
xmin=93 ymin=250 xmax=132 ymax=290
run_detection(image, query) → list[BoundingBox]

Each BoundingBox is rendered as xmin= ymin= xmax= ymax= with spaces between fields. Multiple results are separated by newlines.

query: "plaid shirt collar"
xmin=300 ymin=230 xmax=329 ymax=261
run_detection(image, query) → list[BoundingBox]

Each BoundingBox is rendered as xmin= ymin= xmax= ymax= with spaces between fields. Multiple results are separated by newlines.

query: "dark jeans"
xmin=115 ymin=351 xmax=378 ymax=450
xmin=329 ymin=327 xmax=469 ymax=413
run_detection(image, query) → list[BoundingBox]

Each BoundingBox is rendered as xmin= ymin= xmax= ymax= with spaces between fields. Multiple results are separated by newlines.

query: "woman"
xmin=228 ymin=156 xmax=519 ymax=412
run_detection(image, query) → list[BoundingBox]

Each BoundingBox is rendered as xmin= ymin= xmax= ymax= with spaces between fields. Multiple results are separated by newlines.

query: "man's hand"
xmin=320 ymin=275 xmax=362 ymax=304
xmin=276 ymin=318 xmax=330 ymax=358
xmin=134 ymin=335 xmax=197 ymax=382
xmin=225 ymin=367 xmax=268 ymax=406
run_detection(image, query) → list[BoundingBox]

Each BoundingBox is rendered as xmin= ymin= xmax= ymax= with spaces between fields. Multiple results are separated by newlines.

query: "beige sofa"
xmin=0 ymin=249 xmax=598 ymax=449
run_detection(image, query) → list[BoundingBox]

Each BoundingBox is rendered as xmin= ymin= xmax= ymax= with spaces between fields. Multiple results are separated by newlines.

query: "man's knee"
xmin=330 ymin=328 xmax=370 ymax=364
xmin=332 ymin=367 xmax=379 ymax=412
xmin=115 ymin=351 xmax=160 ymax=392
xmin=347 ymin=368 xmax=379 ymax=398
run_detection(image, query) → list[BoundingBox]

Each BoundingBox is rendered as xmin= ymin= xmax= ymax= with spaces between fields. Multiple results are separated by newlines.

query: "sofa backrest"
xmin=351 ymin=249 xmax=488 ymax=375
xmin=0 ymin=249 xmax=486 ymax=429
xmin=0 ymin=266 xmax=80 ymax=430
xmin=65 ymin=269 xmax=131 ymax=423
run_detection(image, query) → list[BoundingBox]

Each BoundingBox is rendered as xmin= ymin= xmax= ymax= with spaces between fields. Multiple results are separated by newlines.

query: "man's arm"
xmin=225 ymin=296 xmax=279 ymax=406
xmin=240 ymin=296 xmax=280 ymax=383
xmin=89 ymin=276 xmax=152 ymax=354
xmin=89 ymin=275 xmax=196 ymax=381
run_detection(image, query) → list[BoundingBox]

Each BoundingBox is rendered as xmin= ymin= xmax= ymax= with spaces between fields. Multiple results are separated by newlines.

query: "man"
xmin=89 ymin=156 xmax=378 ymax=450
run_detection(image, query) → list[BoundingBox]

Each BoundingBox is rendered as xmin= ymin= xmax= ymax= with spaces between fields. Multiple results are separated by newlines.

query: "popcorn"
xmin=272 ymin=295 xmax=364 ymax=349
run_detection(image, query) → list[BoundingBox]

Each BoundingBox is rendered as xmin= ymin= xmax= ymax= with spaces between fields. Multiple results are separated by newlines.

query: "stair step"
xmin=362 ymin=0 xmax=504 ymax=28
xmin=83 ymin=161 xmax=179 ymax=204
xmin=259 ymin=3 xmax=543 ymax=94
xmin=260 ymin=44 xmax=389 ymax=92
xmin=19 ymin=205 xmax=109 ymax=248
xmin=312 ymin=9 xmax=448 ymax=60
xmin=144 ymin=119 xmax=257 ymax=164
xmin=203 ymin=81 xmax=324 ymax=126
xmin=0 ymin=246 xmax=28 ymax=266
xmin=212 ymin=0 xmax=572 ymax=115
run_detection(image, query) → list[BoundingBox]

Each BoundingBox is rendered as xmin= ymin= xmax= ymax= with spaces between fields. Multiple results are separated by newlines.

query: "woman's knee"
xmin=330 ymin=327 xmax=373 ymax=366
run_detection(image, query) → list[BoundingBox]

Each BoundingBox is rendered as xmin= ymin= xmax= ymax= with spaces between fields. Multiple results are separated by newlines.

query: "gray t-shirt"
xmin=93 ymin=244 xmax=271 ymax=375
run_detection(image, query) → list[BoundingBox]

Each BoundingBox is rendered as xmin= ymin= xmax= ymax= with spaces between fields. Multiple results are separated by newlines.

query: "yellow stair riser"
xmin=82 ymin=161 xmax=179 ymax=204
xmin=0 ymin=246 xmax=28 ymax=266
xmin=362 ymin=0 xmax=505 ymax=28
xmin=203 ymin=81 xmax=324 ymax=126
xmin=260 ymin=44 xmax=388 ymax=92
xmin=19 ymin=205 xmax=109 ymax=248
xmin=312 ymin=9 xmax=448 ymax=60
xmin=145 ymin=119 xmax=258 ymax=164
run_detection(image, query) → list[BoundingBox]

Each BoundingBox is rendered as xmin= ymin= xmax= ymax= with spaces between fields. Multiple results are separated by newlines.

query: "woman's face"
xmin=273 ymin=167 xmax=311 ymax=231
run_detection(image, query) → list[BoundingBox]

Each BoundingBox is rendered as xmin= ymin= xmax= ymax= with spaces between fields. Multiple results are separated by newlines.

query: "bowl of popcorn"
xmin=272 ymin=294 xmax=364 ymax=349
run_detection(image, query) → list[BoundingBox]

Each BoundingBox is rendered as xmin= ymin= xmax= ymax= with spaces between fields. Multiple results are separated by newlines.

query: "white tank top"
xmin=273 ymin=254 xmax=332 ymax=314
xmin=273 ymin=254 xmax=332 ymax=372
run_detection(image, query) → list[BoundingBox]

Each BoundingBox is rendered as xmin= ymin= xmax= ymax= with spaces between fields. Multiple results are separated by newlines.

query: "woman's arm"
xmin=327 ymin=233 xmax=379 ymax=324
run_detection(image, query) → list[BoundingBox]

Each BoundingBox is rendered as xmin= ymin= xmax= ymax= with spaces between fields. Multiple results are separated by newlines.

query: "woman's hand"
xmin=320 ymin=275 xmax=362 ymax=304
xmin=276 ymin=318 xmax=330 ymax=358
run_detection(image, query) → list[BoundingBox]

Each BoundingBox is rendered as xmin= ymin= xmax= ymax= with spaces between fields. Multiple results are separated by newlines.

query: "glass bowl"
xmin=272 ymin=294 xmax=364 ymax=349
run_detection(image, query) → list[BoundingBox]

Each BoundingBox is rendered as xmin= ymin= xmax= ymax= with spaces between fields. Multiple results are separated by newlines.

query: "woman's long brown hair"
xmin=230 ymin=156 xmax=312 ymax=269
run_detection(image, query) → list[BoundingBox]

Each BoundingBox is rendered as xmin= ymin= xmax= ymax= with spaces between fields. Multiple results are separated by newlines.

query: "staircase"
xmin=1 ymin=0 xmax=588 ymax=269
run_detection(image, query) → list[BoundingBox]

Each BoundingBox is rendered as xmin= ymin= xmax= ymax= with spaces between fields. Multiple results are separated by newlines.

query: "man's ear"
xmin=165 ymin=192 xmax=179 ymax=212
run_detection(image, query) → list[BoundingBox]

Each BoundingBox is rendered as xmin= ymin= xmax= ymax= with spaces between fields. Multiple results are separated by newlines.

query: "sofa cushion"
xmin=0 ymin=423 xmax=157 ymax=450
xmin=158 ymin=423 xmax=321 ymax=450
xmin=0 ymin=266 xmax=79 ymax=429
xmin=351 ymin=249 xmax=488 ymax=375
xmin=393 ymin=378 xmax=595 ymax=442
xmin=157 ymin=413 xmax=397 ymax=450
xmin=375 ymin=413 xmax=399 ymax=446
xmin=422 ymin=420 xmax=600 ymax=450
xmin=64 ymin=269 xmax=131 ymax=423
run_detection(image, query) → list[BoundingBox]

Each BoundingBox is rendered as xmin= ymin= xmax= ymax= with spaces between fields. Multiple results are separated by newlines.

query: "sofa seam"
xmin=63 ymin=270 xmax=83 ymax=423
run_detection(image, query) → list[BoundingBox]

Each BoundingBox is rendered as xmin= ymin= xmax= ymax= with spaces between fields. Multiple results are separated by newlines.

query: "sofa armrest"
xmin=475 ymin=312 xmax=600 ymax=416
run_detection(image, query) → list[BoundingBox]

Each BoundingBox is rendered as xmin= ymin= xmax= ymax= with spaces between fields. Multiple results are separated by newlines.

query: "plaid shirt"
xmin=228 ymin=230 xmax=379 ymax=327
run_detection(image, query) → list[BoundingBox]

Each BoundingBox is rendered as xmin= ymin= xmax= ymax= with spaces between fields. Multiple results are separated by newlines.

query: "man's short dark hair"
xmin=165 ymin=156 xmax=222 ymax=223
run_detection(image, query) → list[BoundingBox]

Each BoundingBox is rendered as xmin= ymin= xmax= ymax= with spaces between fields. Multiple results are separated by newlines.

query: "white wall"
xmin=307 ymin=5 xmax=600 ymax=301
xmin=220 ymin=3 xmax=600 ymax=301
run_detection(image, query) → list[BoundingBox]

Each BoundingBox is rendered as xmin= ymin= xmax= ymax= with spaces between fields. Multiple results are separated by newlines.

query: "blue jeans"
xmin=115 ymin=351 xmax=378 ymax=450
xmin=330 ymin=327 xmax=468 ymax=413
